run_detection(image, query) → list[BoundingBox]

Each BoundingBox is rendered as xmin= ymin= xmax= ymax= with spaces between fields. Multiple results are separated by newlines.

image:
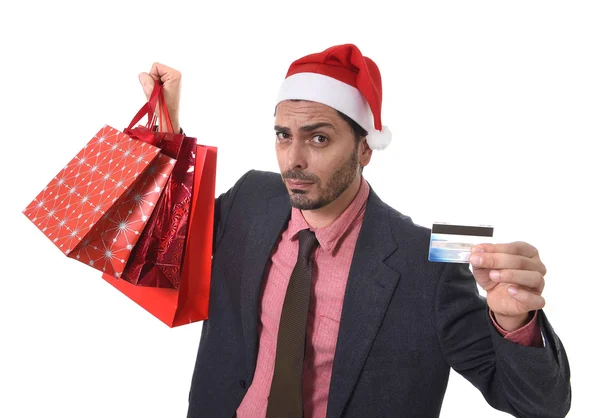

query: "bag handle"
xmin=126 ymin=81 xmax=174 ymax=131
xmin=157 ymin=87 xmax=175 ymax=133
xmin=124 ymin=81 xmax=178 ymax=147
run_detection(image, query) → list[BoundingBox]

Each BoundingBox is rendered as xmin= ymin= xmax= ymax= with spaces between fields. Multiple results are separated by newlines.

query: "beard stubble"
xmin=283 ymin=148 xmax=359 ymax=210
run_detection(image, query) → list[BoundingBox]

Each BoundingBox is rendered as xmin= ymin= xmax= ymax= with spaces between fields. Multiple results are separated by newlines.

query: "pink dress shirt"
xmin=236 ymin=177 xmax=541 ymax=417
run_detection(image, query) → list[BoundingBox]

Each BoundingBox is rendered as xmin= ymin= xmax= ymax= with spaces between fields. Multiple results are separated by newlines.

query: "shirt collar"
xmin=288 ymin=176 xmax=370 ymax=252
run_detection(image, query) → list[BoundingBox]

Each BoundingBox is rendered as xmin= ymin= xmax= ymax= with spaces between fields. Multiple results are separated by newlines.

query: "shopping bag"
xmin=23 ymin=83 xmax=177 ymax=278
xmin=120 ymin=89 xmax=197 ymax=289
xmin=101 ymin=143 xmax=217 ymax=327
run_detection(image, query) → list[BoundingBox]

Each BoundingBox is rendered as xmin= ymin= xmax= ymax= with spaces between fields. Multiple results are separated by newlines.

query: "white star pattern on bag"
xmin=23 ymin=125 xmax=175 ymax=277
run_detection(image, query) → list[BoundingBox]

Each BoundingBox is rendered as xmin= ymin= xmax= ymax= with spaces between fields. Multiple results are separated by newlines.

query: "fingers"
xmin=506 ymin=286 xmax=546 ymax=310
xmin=489 ymin=269 xmax=545 ymax=293
xmin=139 ymin=62 xmax=182 ymax=96
xmin=470 ymin=251 xmax=545 ymax=273
xmin=474 ymin=241 xmax=549 ymax=317
xmin=138 ymin=72 xmax=155 ymax=100
xmin=473 ymin=241 xmax=541 ymax=261
xmin=149 ymin=62 xmax=182 ymax=84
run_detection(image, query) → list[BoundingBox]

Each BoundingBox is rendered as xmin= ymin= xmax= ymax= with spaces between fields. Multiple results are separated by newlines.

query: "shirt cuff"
xmin=489 ymin=309 xmax=544 ymax=347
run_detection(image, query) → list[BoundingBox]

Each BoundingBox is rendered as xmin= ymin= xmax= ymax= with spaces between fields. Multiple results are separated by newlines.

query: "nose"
xmin=286 ymin=138 xmax=308 ymax=171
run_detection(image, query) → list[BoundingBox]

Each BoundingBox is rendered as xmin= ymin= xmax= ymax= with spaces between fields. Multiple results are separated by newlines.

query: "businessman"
xmin=139 ymin=44 xmax=571 ymax=417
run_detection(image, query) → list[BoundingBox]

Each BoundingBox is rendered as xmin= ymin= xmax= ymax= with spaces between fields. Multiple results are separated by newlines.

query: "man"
xmin=139 ymin=44 xmax=571 ymax=417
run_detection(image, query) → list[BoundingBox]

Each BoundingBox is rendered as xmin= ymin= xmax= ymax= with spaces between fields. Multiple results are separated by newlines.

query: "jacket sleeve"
xmin=435 ymin=262 xmax=571 ymax=418
xmin=212 ymin=170 xmax=253 ymax=254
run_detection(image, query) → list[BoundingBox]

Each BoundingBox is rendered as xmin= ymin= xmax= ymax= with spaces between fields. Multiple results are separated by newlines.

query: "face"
xmin=274 ymin=100 xmax=372 ymax=210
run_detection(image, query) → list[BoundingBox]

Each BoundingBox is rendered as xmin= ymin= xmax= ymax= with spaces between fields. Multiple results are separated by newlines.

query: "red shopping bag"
xmin=101 ymin=143 xmax=217 ymax=327
xmin=120 ymin=88 xmax=197 ymax=289
xmin=23 ymin=84 xmax=177 ymax=277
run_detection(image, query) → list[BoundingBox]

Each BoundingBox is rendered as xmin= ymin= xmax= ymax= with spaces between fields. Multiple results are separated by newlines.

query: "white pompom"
xmin=366 ymin=125 xmax=392 ymax=150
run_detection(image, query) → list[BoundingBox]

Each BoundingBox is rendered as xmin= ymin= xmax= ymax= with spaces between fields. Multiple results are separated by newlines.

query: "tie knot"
xmin=297 ymin=229 xmax=319 ymax=259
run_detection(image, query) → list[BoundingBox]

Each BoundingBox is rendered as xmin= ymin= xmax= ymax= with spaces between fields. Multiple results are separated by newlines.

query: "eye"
xmin=311 ymin=134 xmax=328 ymax=145
xmin=276 ymin=132 xmax=290 ymax=142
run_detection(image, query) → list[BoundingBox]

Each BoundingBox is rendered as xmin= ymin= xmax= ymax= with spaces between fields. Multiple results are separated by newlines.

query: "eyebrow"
xmin=274 ymin=122 xmax=337 ymax=133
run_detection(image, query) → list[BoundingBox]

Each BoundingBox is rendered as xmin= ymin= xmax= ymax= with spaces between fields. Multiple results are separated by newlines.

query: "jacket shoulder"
xmin=374 ymin=195 xmax=445 ymax=277
xmin=382 ymin=199 xmax=432 ymax=248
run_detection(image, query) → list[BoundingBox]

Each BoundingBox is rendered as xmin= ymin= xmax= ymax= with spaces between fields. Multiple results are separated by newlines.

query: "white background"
xmin=1 ymin=1 xmax=598 ymax=417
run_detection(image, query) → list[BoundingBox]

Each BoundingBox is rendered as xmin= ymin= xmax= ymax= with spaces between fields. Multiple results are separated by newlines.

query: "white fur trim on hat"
xmin=367 ymin=125 xmax=392 ymax=150
xmin=277 ymin=73 xmax=370 ymax=132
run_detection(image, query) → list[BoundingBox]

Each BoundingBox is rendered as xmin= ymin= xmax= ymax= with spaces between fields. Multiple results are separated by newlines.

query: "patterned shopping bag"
xmin=121 ymin=136 xmax=197 ymax=289
xmin=23 ymin=83 xmax=176 ymax=277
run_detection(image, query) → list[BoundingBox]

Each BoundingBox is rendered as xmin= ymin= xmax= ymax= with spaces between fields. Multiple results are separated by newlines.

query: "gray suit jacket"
xmin=187 ymin=170 xmax=571 ymax=418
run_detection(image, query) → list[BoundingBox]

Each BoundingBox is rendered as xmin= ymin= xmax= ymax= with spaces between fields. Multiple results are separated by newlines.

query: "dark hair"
xmin=336 ymin=111 xmax=367 ymax=174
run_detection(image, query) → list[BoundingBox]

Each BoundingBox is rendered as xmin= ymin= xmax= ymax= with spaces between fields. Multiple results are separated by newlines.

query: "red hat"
xmin=276 ymin=44 xmax=392 ymax=150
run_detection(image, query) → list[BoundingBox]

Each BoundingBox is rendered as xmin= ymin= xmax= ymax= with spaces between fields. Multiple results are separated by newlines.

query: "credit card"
xmin=428 ymin=223 xmax=494 ymax=263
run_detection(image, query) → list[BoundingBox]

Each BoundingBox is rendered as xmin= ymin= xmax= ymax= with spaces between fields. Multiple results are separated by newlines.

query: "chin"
xmin=289 ymin=192 xmax=328 ymax=210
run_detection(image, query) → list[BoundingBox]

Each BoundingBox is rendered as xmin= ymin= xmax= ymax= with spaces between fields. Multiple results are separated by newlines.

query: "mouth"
xmin=286 ymin=179 xmax=314 ymax=189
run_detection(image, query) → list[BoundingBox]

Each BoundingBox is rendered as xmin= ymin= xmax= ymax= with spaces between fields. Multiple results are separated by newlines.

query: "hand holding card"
xmin=469 ymin=241 xmax=547 ymax=331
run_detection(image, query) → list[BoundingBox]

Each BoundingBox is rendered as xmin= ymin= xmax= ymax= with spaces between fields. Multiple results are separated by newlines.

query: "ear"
xmin=359 ymin=137 xmax=373 ymax=168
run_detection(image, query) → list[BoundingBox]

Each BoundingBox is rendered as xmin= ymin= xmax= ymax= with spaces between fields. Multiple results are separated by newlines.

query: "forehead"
xmin=275 ymin=100 xmax=342 ymax=126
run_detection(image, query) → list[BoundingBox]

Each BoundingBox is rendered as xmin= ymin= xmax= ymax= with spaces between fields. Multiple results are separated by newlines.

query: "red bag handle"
xmin=126 ymin=81 xmax=175 ymax=132
xmin=127 ymin=81 xmax=163 ymax=130
xmin=157 ymin=88 xmax=175 ymax=133
xmin=124 ymin=82 xmax=177 ymax=147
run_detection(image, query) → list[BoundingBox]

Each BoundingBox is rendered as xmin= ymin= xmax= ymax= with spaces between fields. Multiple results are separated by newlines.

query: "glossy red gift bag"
xmin=101 ymin=142 xmax=217 ymax=327
xmin=120 ymin=136 xmax=196 ymax=289
xmin=120 ymin=85 xmax=195 ymax=290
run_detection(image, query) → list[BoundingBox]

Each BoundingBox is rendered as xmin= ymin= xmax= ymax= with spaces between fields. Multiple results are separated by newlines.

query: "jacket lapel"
xmin=326 ymin=189 xmax=403 ymax=418
xmin=240 ymin=193 xmax=291 ymax=379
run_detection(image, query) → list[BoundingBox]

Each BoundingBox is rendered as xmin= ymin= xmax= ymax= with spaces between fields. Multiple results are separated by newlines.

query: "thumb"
xmin=138 ymin=72 xmax=155 ymax=101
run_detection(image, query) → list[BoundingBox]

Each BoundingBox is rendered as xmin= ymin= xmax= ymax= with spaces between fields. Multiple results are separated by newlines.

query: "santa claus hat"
xmin=276 ymin=43 xmax=392 ymax=150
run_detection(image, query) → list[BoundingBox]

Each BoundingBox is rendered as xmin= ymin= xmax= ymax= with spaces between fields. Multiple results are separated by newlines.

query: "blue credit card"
xmin=428 ymin=223 xmax=494 ymax=263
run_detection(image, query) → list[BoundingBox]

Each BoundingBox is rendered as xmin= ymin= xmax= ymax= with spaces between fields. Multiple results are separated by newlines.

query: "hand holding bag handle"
xmin=124 ymin=82 xmax=182 ymax=159
xmin=127 ymin=81 xmax=162 ymax=131
xmin=124 ymin=81 xmax=174 ymax=146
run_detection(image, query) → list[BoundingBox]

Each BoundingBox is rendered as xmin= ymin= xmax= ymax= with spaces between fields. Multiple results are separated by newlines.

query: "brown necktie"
xmin=266 ymin=229 xmax=319 ymax=418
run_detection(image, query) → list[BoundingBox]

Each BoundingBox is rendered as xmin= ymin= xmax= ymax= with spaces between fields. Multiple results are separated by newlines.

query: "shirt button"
xmin=239 ymin=380 xmax=246 ymax=389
